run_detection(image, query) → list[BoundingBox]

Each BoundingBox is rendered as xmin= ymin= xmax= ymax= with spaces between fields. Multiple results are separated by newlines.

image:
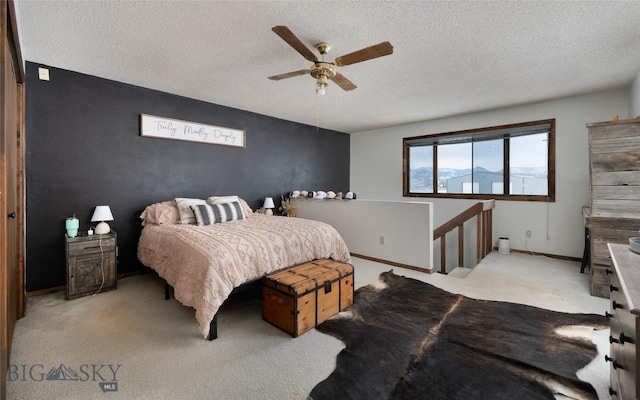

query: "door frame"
xmin=1 ymin=0 xmax=25 ymax=397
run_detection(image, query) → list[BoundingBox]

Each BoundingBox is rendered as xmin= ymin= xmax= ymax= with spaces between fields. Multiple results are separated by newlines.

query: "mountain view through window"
xmin=404 ymin=120 xmax=554 ymax=201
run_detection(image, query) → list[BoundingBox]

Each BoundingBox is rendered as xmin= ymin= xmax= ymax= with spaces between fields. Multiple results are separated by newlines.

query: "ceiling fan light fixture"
xmin=316 ymin=74 xmax=329 ymax=95
xmin=316 ymin=82 xmax=326 ymax=96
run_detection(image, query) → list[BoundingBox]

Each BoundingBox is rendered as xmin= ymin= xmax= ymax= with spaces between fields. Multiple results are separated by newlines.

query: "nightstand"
xmin=65 ymin=232 xmax=117 ymax=300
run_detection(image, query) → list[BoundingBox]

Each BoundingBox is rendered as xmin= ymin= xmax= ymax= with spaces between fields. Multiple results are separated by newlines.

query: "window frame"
xmin=402 ymin=119 xmax=555 ymax=202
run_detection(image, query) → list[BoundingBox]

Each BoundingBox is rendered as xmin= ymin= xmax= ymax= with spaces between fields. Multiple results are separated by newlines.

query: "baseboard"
xmin=350 ymin=253 xmax=433 ymax=274
xmin=493 ymin=247 xmax=582 ymax=262
xmin=26 ymin=269 xmax=148 ymax=298
xmin=26 ymin=285 xmax=65 ymax=297
xmin=27 ymin=251 xmax=577 ymax=297
xmin=351 ymin=249 xmax=581 ymax=277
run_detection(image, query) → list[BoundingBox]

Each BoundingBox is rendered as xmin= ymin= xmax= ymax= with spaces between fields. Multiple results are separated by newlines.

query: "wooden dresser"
xmin=587 ymin=118 xmax=640 ymax=298
xmin=607 ymin=243 xmax=640 ymax=399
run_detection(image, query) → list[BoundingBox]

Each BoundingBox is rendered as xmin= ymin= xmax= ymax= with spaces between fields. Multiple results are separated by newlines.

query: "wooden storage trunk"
xmin=262 ymin=259 xmax=354 ymax=337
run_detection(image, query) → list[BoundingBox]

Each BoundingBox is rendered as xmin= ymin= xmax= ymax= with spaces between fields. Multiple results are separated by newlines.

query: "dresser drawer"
xmin=611 ymin=373 xmax=621 ymax=399
xmin=610 ymin=276 xmax=637 ymax=344
xmin=607 ymin=244 xmax=640 ymax=399
xmin=609 ymin=337 xmax=638 ymax=398
xmin=592 ymin=264 xmax=612 ymax=285
xmin=591 ymin=241 xmax=613 ymax=266
xmin=591 ymin=265 xmax=611 ymax=298
xmin=591 ymin=283 xmax=610 ymax=298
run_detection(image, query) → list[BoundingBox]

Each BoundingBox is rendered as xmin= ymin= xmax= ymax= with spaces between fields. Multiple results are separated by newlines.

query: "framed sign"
xmin=140 ymin=114 xmax=245 ymax=148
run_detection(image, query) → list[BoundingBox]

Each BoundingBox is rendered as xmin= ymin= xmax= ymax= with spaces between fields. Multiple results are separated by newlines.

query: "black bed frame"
xmin=164 ymin=279 xmax=260 ymax=340
xmin=164 ymin=282 xmax=218 ymax=340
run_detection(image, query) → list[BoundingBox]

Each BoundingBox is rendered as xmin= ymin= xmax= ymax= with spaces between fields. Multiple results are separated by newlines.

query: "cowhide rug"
xmin=310 ymin=271 xmax=608 ymax=400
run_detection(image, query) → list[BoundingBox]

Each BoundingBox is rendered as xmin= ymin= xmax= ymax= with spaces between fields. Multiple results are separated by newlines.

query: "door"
xmin=1 ymin=0 xmax=25 ymax=397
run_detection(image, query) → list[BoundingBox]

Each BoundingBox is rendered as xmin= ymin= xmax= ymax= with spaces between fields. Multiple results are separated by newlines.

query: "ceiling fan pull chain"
xmin=315 ymin=93 xmax=320 ymax=133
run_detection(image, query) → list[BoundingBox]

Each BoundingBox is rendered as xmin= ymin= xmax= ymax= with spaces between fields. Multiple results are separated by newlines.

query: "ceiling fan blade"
xmin=268 ymin=69 xmax=310 ymax=81
xmin=330 ymin=73 xmax=357 ymax=91
xmin=334 ymin=41 xmax=393 ymax=67
xmin=272 ymin=26 xmax=318 ymax=62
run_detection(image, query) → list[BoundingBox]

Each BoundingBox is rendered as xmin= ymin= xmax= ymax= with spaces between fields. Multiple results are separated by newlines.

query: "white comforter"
xmin=137 ymin=214 xmax=351 ymax=338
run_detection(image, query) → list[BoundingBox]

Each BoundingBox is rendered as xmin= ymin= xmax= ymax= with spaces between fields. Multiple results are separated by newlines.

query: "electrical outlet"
xmin=526 ymin=230 xmax=532 ymax=238
xmin=379 ymin=235 xmax=385 ymax=245
xmin=38 ymin=67 xmax=50 ymax=81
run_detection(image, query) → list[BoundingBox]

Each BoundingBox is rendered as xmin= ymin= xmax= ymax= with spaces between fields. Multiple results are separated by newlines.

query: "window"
xmin=403 ymin=119 xmax=555 ymax=201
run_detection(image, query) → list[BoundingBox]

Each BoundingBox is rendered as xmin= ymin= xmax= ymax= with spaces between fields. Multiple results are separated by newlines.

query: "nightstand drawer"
xmin=68 ymin=238 xmax=116 ymax=254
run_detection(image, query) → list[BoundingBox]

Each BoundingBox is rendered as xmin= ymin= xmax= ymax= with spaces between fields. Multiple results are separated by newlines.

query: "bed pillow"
xmin=207 ymin=195 xmax=239 ymax=204
xmin=175 ymin=198 xmax=207 ymax=225
xmin=139 ymin=200 xmax=180 ymax=226
xmin=207 ymin=195 xmax=253 ymax=216
xmin=238 ymin=198 xmax=254 ymax=216
xmin=190 ymin=201 xmax=246 ymax=226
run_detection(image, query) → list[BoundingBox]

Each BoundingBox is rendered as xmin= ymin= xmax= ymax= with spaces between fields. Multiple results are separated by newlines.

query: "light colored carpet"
xmin=7 ymin=252 xmax=610 ymax=400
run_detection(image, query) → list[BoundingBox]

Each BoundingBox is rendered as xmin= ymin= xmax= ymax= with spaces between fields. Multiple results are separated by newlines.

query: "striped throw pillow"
xmin=190 ymin=201 xmax=246 ymax=226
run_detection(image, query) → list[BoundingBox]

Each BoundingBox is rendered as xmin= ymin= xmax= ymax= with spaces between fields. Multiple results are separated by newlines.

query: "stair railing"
xmin=433 ymin=200 xmax=495 ymax=274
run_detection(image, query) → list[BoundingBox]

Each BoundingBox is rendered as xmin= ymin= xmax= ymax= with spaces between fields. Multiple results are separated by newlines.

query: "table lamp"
xmin=263 ymin=197 xmax=275 ymax=216
xmin=91 ymin=205 xmax=114 ymax=234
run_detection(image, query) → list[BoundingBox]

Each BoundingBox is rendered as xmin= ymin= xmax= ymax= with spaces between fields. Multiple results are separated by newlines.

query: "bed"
xmin=136 ymin=197 xmax=352 ymax=340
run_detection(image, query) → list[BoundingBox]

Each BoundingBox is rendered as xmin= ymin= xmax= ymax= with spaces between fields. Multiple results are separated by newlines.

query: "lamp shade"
xmin=263 ymin=197 xmax=275 ymax=209
xmin=263 ymin=197 xmax=275 ymax=216
xmin=91 ymin=205 xmax=114 ymax=234
xmin=91 ymin=205 xmax=114 ymax=222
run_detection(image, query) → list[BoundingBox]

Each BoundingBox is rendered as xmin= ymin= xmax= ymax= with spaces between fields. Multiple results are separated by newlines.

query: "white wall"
xmin=631 ymin=70 xmax=640 ymax=119
xmin=350 ymin=90 xmax=629 ymax=262
xmin=295 ymin=199 xmax=433 ymax=270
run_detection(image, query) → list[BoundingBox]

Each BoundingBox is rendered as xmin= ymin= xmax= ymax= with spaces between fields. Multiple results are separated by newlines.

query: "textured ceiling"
xmin=15 ymin=1 xmax=640 ymax=133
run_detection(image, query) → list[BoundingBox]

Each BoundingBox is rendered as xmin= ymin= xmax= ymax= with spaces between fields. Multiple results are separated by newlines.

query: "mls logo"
xmin=99 ymin=382 xmax=118 ymax=392
xmin=8 ymin=362 xmax=121 ymax=392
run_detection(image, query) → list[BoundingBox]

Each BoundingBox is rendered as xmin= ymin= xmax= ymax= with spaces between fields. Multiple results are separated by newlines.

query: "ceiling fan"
xmin=268 ymin=25 xmax=393 ymax=95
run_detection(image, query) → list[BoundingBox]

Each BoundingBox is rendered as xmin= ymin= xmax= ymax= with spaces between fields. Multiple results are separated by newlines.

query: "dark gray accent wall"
xmin=25 ymin=62 xmax=350 ymax=292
